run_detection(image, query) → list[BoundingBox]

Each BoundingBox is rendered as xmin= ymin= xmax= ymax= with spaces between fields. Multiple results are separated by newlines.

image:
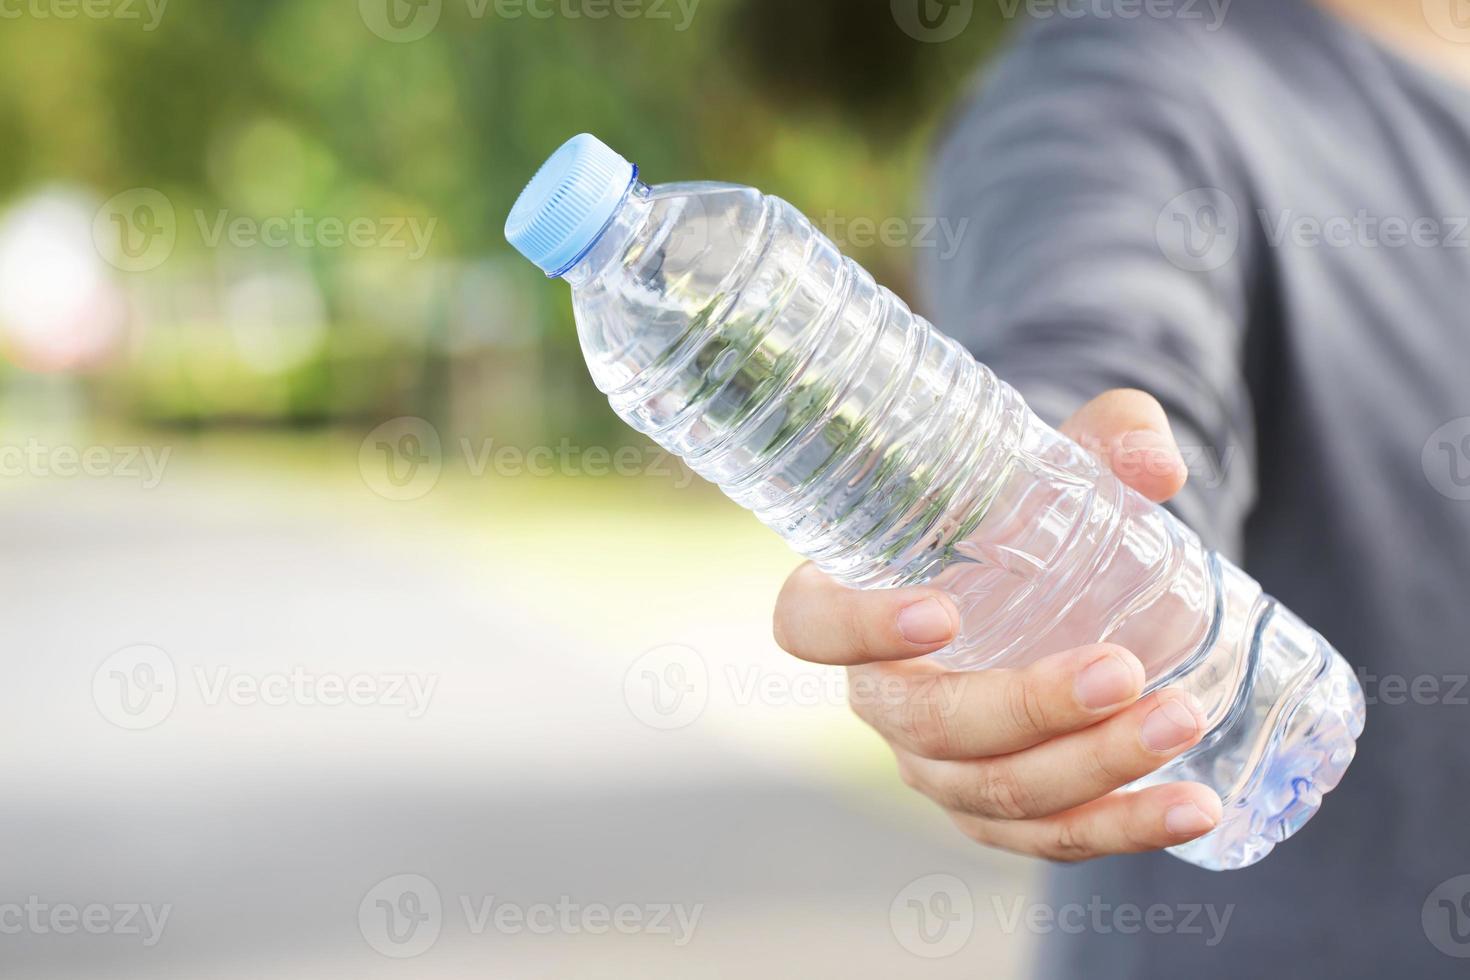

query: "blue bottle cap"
xmin=504 ymin=133 xmax=637 ymax=276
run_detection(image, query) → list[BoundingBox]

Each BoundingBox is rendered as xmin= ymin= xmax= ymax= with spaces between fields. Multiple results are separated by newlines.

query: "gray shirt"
xmin=921 ymin=1 xmax=1470 ymax=976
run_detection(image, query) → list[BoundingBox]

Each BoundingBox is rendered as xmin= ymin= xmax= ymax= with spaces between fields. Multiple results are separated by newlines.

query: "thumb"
xmin=1060 ymin=389 xmax=1188 ymax=503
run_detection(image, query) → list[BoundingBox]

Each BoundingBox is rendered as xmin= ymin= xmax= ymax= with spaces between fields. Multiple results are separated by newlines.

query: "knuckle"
xmin=952 ymin=815 xmax=996 ymax=849
xmin=1041 ymin=821 xmax=1096 ymax=864
xmin=1003 ymin=674 xmax=1053 ymax=739
xmin=849 ymin=693 xmax=876 ymax=728
xmin=972 ymin=761 xmax=1044 ymax=821
xmin=840 ymin=603 xmax=883 ymax=663
xmin=1117 ymin=809 xmax=1159 ymax=853
xmin=927 ymin=776 xmax=969 ymax=813
xmin=896 ymin=679 xmax=958 ymax=758
xmin=847 ymin=667 xmax=885 ymax=727
xmin=1081 ymin=741 xmax=1132 ymax=789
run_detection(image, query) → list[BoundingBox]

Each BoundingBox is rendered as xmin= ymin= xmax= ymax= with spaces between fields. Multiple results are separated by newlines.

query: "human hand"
xmin=772 ymin=389 xmax=1222 ymax=861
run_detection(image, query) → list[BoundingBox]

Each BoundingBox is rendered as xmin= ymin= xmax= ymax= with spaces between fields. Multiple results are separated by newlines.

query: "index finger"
xmin=1061 ymin=388 xmax=1189 ymax=503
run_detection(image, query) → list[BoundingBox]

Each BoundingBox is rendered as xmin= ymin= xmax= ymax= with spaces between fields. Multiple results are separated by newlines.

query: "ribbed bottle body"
xmin=566 ymin=180 xmax=1363 ymax=869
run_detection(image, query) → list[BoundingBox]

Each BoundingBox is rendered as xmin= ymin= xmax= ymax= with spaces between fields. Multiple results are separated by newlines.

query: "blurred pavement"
xmin=0 ymin=455 xmax=1037 ymax=978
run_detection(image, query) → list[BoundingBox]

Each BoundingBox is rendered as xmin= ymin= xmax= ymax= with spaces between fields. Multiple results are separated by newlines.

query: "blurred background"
xmin=0 ymin=0 xmax=1048 ymax=975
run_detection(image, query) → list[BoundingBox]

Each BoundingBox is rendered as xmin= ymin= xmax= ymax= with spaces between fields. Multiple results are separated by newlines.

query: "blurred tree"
xmin=728 ymin=0 xmax=990 ymax=135
xmin=0 ymin=0 xmax=1013 ymax=441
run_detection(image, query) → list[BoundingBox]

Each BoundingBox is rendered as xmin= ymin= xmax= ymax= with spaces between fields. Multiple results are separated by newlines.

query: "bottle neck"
xmin=561 ymin=180 xmax=652 ymax=288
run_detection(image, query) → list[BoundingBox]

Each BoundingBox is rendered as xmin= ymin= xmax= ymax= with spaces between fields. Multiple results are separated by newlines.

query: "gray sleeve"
xmin=918 ymin=17 xmax=1259 ymax=558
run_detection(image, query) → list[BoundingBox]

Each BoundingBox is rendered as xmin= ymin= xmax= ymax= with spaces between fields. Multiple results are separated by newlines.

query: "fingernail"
xmin=1164 ymin=803 xmax=1218 ymax=837
xmin=897 ymin=598 xmax=954 ymax=645
xmin=1119 ymin=429 xmax=1183 ymax=474
xmin=1140 ymin=695 xmax=1203 ymax=753
xmin=1074 ymin=653 xmax=1139 ymax=710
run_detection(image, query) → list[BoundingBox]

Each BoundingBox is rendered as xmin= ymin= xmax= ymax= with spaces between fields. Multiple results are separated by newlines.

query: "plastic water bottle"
xmin=504 ymin=133 xmax=1365 ymax=871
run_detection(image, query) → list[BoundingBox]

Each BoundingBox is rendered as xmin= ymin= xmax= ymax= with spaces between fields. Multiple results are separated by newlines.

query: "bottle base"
xmin=1162 ymin=622 xmax=1365 ymax=871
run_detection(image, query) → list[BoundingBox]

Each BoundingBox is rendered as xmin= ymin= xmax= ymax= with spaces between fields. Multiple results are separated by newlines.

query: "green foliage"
xmin=0 ymin=0 xmax=1009 ymax=435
